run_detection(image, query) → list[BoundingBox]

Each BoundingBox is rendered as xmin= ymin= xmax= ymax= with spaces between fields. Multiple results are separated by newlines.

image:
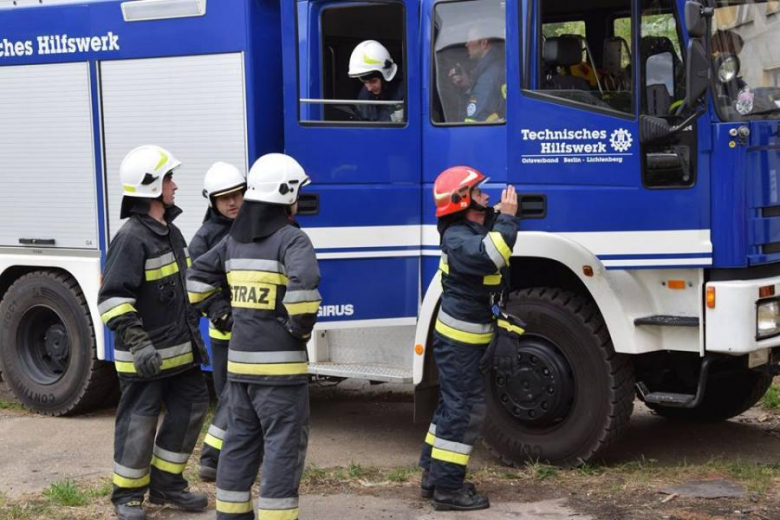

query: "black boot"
xmin=149 ymin=489 xmax=208 ymax=512
xmin=199 ymin=465 xmax=217 ymax=482
xmin=432 ymin=484 xmax=489 ymax=511
xmin=115 ymin=500 xmax=147 ymax=520
xmin=420 ymin=470 xmax=476 ymax=500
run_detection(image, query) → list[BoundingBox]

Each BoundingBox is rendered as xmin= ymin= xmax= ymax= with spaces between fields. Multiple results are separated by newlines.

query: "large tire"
xmin=647 ymin=367 xmax=773 ymax=422
xmin=482 ymin=288 xmax=634 ymax=467
xmin=0 ymin=271 xmax=115 ymax=415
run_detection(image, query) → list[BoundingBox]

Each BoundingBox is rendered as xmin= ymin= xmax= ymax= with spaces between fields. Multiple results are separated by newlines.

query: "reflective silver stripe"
xmin=114 ymin=342 xmax=192 ymax=363
xmin=114 ymin=463 xmax=148 ymax=479
xmin=258 ymin=497 xmax=299 ymax=510
xmin=282 ymin=289 xmax=322 ymax=303
xmin=114 ymin=350 xmax=134 ymax=362
xmin=433 ymin=437 xmax=473 ymax=455
xmin=145 ymin=252 xmax=177 ymax=270
xmin=441 ymin=253 xmax=448 ymax=265
xmin=98 ymin=297 xmax=136 ymax=314
xmin=428 ymin=424 xmax=437 ymax=435
xmin=228 ymin=350 xmax=307 ymax=364
xmin=187 ymin=279 xmax=218 ymax=293
xmin=482 ymin=234 xmax=507 ymax=269
xmin=437 ymin=310 xmax=494 ymax=334
xmin=153 ymin=445 xmax=189 ymax=464
xmin=208 ymin=425 xmax=226 ymax=440
xmin=183 ymin=247 xmax=190 ymax=258
xmin=225 ymin=259 xmax=286 ymax=274
xmin=217 ymin=488 xmax=251 ymax=502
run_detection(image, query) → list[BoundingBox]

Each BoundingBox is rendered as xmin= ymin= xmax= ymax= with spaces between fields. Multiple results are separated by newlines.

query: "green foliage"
xmin=761 ymin=383 xmax=780 ymax=411
xmin=42 ymin=480 xmax=87 ymax=507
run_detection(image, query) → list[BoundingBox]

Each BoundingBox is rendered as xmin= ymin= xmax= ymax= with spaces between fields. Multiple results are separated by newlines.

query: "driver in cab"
xmin=348 ymin=40 xmax=404 ymax=123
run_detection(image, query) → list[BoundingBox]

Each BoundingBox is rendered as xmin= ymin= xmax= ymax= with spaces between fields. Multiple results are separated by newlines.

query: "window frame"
xmin=295 ymin=0 xmax=409 ymax=128
xmin=429 ymin=0 xmax=508 ymax=127
xmin=521 ymin=0 xmax=637 ymax=121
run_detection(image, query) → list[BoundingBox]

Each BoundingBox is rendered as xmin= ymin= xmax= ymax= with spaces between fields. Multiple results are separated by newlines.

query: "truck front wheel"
xmin=482 ymin=288 xmax=635 ymax=466
xmin=0 ymin=271 xmax=115 ymax=415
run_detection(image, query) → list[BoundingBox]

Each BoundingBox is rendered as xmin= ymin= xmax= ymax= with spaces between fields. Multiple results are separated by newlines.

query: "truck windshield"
xmin=712 ymin=0 xmax=780 ymax=120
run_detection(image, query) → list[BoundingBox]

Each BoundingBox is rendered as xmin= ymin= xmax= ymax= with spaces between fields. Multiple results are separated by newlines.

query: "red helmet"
xmin=433 ymin=166 xmax=489 ymax=217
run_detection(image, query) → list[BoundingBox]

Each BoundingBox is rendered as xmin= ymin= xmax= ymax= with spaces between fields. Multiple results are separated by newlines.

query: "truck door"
xmin=421 ymin=0 xmax=509 ymax=282
xmin=511 ymin=0 xmax=711 ymax=270
xmin=281 ymin=1 xmax=422 ymax=326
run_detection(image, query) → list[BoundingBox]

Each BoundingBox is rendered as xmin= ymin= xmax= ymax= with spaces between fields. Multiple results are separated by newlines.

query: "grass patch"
xmin=761 ymin=383 xmax=780 ymax=411
xmin=0 ymin=401 xmax=25 ymax=412
xmin=386 ymin=465 xmax=419 ymax=483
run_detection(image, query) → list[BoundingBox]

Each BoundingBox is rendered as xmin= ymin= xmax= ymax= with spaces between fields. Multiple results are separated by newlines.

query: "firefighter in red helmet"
xmin=419 ymin=166 xmax=519 ymax=511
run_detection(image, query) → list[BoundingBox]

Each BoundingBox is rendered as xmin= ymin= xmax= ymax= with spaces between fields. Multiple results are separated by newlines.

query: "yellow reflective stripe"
xmin=151 ymin=455 xmax=186 ymax=475
xmin=432 ymin=447 xmax=470 ymax=466
xmin=209 ymin=328 xmax=231 ymax=341
xmin=204 ymin=433 xmax=223 ymax=451
xmin=188 ymin=289 xmax=218 ymax=304
xmin=486 ymin=113 xmax=500 ymax=122
xmin=439 ymin=258 xmax=449 ymax=274
xmin=122 ymin=184 xmax=137 ymax=193
xmin=435 ymin=320 xmax=493 ymax=345
xmin=483 ymin=273 xmax=501 ymax=286
xmin=501 ymin=83 xmax=507 ymax=99
xmin=113 ymin=472 xmax=150 ymax=488
xmin=155 ymin=150 xmax=169 ymax=171
xmin=114 ymin=352 xmax=193 ymax=374
xmin=669 ymin=99 xmax=684 ymax=112
xmin=227 ymin=271 xmax=289 ymax=285
xmin=284 ymin=301 xmax=321 ymax=315
xmin=363 ymin=54 xmax=382 ymax=65
xmin=258 ymin=509 xmax=299 ymax=520
xmin=145 ymin=262 xmax=179 ymax=281
xmin=498 ymin=319 xmax=525 ymax=336
xmin=228 ymin=361 xmax=308 ymax=376
xmin=217 ymin=499 xmax=254 ymax=514
xmin=488 ymin=232 xmax=512 ymax=264
xmin=464 ymin=118 xmax=477 ymax=123
xmin=101 ymin=303 xmax=136 ymax=324
xmin=186 ymin=258 xmax=192 ymax=267
xmin=425 ymin=432 xmax=436 ymax=446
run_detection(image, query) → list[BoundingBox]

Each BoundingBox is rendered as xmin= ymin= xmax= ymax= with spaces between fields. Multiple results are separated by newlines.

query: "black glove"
xmin=213 ymin=312 xmax=233 ymax=333
xmin=121 ymin=325 xmax=162 ymax=378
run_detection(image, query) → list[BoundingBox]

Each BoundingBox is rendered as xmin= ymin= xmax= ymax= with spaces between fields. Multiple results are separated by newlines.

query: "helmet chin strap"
xmin=469 ymin=199 xmax=487 ymax=212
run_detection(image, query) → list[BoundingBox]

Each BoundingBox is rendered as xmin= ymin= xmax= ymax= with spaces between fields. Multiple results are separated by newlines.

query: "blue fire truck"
xmin=1 ymin=0 xmax=779 ymax=465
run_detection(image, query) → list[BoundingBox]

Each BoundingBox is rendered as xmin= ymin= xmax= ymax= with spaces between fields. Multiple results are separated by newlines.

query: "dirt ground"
xmin=2 ymin=379 xmax=780 ymax=519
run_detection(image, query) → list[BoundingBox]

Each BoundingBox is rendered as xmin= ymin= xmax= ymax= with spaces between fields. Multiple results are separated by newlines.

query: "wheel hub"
xmin=17 ymin=306 xmax=70 ymax=384
xmin=492 ymin=336 xmax=575 ymax=427
xmin=44 ymin=324 xmax=70 ymax=371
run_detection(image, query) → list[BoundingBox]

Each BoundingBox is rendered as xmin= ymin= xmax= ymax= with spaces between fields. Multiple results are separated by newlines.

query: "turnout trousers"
xmin=200 ymin=337 xmax=230 ymax=471
xmin=216 ymin=381 xmax=310 ymax=520
xmin=111 ymin=367 xmax=209 ymax=505
xmin=419 ymin=333 xmax=488 ymax=490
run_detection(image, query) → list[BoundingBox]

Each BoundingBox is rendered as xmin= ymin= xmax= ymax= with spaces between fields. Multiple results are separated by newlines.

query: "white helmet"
xmin=202 ymin=162 xmax=246 ymax=207
xmin=245 ymin=153 xmax=310 ymax=205
xmin=348 ymin=40 xmax=398 ymax=82
xmin=120 ymin=145 xmax=181 ymax=198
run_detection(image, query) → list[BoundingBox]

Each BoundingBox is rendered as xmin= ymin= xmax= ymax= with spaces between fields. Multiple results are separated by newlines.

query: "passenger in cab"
xmin=448 ymin=24 xmax=506 ymax=123
xmin=348 ymin=40 xmax=404 ymax=122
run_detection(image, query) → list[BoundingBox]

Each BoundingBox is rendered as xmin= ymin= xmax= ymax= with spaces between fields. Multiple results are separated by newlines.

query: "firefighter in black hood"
xmin=98 ymin=145 xmax=210 ymax=520
xmin=190 ymin=162 xmax=247 ymax=482
xmin=187 ymin=153 xmax=321 ymax=520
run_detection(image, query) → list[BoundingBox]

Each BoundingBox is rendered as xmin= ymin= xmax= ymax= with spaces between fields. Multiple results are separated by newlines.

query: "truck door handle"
xmin=19 ymin=238 xmax=56 ymax=246
xmin=297 ymin=193 xmax=320 ymax=216
xmin=518 ymin=194 xmax=546 ymax=219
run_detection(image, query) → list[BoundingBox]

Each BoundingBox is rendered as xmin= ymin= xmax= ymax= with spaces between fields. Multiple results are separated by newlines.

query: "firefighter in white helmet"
xmin=348 ymin=40 xmax=404 ymax=122
xmin=98 ymin=145 xmax=210 ymax=520
xmin=187 ymin=153 xmax=321 ymax=520
xmin=190 ymin=162 xmax=247 ymax=482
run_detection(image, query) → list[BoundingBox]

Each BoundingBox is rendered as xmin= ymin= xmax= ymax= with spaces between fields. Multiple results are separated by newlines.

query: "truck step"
xmin=634 ymin=315 xmax=699 ymax=327
xmin=308 ymin=362 xmax=413 ymax=383
xmin=636 ymin=382 xmax=696 ymax=407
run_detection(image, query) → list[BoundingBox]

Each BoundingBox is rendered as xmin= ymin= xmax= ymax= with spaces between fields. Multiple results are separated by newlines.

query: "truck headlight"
xmin=756 ymin=299 xmax=780 ymax=339
xmin=717 ymin=54 xmax=740 ymax=84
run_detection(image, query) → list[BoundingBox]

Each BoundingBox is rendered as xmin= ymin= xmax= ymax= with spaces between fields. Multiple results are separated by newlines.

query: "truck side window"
xmin=640 ymin=0 xmax=695 ymax=189
xmin=431 ymin=0 xmax=506 ymax=125
xmin=299 ymin=2 xmax=406 ymax=125
xmin=535 ymin=0 xmax=634 ymax=115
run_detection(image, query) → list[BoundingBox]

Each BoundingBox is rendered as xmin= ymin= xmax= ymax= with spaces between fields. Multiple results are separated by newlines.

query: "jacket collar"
xmin=133 ymin=205 xmax=183 ymax=236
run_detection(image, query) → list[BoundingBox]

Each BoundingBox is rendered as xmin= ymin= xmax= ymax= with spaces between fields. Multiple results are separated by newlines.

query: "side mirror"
xmin=685 ymin=38 xmax=710 ymax=108
xmin=685 ymin=1 xmax=709 ymax=38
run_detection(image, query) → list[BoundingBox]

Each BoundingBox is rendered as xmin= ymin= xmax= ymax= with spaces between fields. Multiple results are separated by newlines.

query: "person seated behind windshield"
xmin=348 ymin=40 xmax=404 ymax=122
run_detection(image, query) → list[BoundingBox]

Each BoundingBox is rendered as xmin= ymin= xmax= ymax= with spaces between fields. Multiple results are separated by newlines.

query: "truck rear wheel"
xmin=646 ymin=367 xmax=772 ymax=422
xmin=482 ymin=288 xmax=634 ymax=466
xmin=0 ymin=271 xmax=115 ymax=415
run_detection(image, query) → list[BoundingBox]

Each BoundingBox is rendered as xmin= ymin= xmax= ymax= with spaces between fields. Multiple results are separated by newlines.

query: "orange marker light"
xmin=759 ymin=285 xmax=776 ymax=298
xmin=415 ymin=344 xmax=424 ymax=356
xmin=706 ymin=287 xmax=716 ymax=309
xmin=582 ymin=266 xmax=594 ymax=277
xmin=668 ymin=280 xmax=686 ymax=290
